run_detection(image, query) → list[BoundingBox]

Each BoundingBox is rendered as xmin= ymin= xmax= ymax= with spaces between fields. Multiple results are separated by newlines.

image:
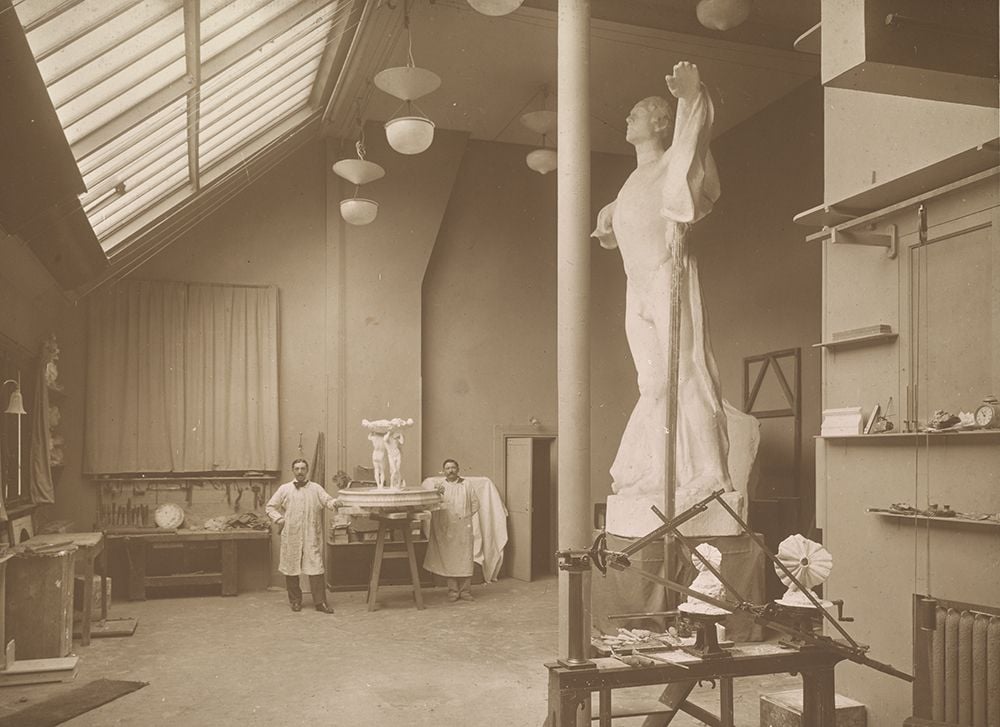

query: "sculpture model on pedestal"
xmin=592 ymin=61 xmax=757 ymax=537
xmin=774 ymin=533 xmax=834 ymax=608
xmin=678 ymin=543 xmax=729 ymax=615
xmin=361 ymin=417 xmax=415 ymax=489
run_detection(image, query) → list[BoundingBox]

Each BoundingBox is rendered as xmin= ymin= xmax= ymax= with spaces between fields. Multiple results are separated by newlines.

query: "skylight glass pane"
xmin=201 ymin=0 xmax=291 ymax=63
xmin=201 ymin=44 xmax=323 ymax=147
xmin=21 ymin=0 xmax=137 ymax=58
xmin=13 ymin=0 xmax=78 ymax=31
xmin=202 ymin=79 xmax=314 ymax=170
xmin=92 ymin=155 xmax=189 ymax=239
xmin=63 ymin=56 xmax=187 ymax=146
xmin=36 ymin=2 xmax=176 ymax=90
xmin=80 ymin=98 xmax=187 ymax=205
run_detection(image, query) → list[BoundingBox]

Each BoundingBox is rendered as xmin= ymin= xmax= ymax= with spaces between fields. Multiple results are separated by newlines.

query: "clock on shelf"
xmin=974 ymin=395 xmax=1000 ymax=429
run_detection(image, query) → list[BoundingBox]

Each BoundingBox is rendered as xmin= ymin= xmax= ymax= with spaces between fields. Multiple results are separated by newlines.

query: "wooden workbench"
xmin=106 ymin=529 xmax=269 ymax=600
xmin=546 ymin=642 xmax=844 ymax=727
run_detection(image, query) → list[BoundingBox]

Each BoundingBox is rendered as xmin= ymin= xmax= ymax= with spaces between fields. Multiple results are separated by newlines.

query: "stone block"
xmin=760 ymin=689 xmax=866 ymax=727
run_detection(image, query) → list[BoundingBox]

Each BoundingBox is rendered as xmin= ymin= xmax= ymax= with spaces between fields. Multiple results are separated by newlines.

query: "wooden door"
xmin=505 ymin=437 xmax=533 ymax=582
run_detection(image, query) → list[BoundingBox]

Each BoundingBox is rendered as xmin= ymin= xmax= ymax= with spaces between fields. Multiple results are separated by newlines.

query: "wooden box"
xmin=760 ymin=689 xmax=866 ymax=727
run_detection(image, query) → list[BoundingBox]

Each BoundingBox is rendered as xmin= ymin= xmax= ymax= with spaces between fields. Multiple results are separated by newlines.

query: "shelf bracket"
xmin=831 ymin=223 xmax=897 ymax=259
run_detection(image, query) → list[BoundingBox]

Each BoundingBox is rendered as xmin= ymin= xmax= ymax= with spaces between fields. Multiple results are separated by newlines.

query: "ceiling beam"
xmin=183 ymin=0 xmax=201 ymax=193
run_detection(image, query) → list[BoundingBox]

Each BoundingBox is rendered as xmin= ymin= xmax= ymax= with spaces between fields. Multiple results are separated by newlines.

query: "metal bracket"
xmin=831 ymin=223 xmax=897 ymax=259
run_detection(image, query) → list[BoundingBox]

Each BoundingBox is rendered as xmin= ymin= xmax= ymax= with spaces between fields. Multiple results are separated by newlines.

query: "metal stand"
xmin=680 ymin=611 xmax=731 ymax=660
xmin=555 ymin=549 xmax=595 ymax=670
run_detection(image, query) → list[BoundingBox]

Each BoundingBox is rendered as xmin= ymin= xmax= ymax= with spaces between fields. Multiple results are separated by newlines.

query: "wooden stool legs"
xmin=366 ymin=515 xmax=425 ymax=611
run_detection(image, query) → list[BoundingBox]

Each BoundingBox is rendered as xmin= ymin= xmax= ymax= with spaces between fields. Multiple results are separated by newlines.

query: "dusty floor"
xmin=0 ymin=576 xmax=798 ymax=726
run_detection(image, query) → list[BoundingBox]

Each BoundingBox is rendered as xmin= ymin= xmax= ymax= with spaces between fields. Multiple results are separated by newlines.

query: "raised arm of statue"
xmin=660 ymin=62 xmax=720 ymax=225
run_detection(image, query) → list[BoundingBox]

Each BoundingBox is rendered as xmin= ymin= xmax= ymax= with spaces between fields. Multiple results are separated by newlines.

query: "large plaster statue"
xmin=361 ymin=417 xmax=414 ymax=488
xmin=593 ymin=62 xmax=755 ymax=537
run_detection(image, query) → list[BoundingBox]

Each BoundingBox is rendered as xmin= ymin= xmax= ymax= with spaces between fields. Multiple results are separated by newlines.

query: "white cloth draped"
xmin=422 ymin=476 xmax=508 ymax=582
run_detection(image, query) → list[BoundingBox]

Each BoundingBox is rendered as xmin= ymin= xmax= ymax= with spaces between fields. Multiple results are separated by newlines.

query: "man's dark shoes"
xmin=290 ymin=601 xmax=302 ymax=612
xmin=314 ymin=603 xmax=334 ymax=614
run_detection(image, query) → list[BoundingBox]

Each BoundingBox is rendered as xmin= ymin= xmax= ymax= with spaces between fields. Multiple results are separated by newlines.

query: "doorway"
xmin=493 ymin=426 xmax=557 ymax=582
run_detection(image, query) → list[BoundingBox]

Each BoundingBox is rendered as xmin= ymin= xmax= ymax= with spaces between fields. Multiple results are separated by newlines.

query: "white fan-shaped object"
xmin=775 ymin=534 xmax=833 ymax=590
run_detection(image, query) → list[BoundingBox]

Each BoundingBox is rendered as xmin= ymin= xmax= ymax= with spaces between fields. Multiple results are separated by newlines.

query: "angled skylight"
xmin=14 ymin=0 xmax=354 ymax=255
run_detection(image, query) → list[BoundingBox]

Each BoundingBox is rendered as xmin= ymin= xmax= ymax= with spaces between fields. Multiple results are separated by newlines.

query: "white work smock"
xmin=423 ymin=478 xmax=480 ymax=578
xmin=266 ymin=481 xmax=337 ymax=576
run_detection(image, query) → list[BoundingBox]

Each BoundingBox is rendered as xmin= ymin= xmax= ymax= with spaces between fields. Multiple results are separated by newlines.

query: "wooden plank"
xmin=0 ymin=655 xmax=79 ymax=686
xmin=220 ymin=541 xmax=238 ymax=596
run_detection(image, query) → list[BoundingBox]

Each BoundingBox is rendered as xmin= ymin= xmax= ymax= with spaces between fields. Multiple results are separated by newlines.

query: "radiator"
xmin=913 ymin=595 xmax=1000 ymax=726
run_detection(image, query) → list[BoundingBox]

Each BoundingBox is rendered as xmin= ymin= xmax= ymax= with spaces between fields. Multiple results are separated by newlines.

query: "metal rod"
xmin=607 ymin=610 xmax=677 ymax=620
xmin=653 ymin=505 xmax=752 ymax=607
xmin=710 ymin=494 xmax=862 ymax=650
xmin=624 ymin=564 xmax=913 ymax=682
xmin=617 ymin=489 xmax=725 ymax=560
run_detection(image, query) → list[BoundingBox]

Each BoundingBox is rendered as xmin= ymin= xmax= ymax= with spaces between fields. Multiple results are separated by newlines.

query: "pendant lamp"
xmin=375 ymin=1 xmax=440 ymax=155
xmin=468 ymin=0 xmax=523 ymax=16
xmin=696 ymin=0 xmax=752 ymax=31
xmin=333 ymin=141 xmax=385 ymax=226
xmin=520 ymin=108 xmax=557 ymax=175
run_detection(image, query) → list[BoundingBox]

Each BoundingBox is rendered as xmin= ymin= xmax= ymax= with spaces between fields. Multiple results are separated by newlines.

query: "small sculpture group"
xmin=361 ymin=417 xmax=414 ymax=489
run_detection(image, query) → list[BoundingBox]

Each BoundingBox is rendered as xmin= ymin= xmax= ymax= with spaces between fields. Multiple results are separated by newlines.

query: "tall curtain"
xmin=85 ymin=281 xmax=279 ymax=474
xmin=29 ymin=358 xmax=54 ymax=503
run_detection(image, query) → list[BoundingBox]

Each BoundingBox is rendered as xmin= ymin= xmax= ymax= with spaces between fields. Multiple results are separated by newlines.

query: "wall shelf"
xmin=794 ymin=141 xmax=999 ymax=228
xmin=819 ymin=430 xmax=1000 ymax=440
xmin=867 ymin=508 xmax=1000 ymax=529
xmin=813 ymin=332 xmax=898 ymax=350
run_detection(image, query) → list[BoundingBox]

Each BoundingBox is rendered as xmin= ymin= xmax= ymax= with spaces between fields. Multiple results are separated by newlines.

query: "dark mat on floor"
xmin=0 ymin=678 xmax=147 ymax=727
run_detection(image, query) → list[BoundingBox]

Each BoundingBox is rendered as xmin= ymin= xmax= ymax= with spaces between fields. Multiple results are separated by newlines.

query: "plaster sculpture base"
xmin=605 ymin=490 xmax=744 ymax=538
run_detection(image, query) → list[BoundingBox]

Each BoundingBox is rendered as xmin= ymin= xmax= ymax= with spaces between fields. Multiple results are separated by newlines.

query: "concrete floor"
xmin=0 ymin=576 xmax=798 ymax=726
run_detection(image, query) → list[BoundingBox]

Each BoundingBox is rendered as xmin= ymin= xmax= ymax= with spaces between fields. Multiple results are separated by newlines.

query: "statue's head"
xmin=626 ymin=96 xmax=675 ymax=147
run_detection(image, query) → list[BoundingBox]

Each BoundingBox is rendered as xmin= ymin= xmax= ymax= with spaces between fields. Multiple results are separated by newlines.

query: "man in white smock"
xmin=423 ymin=458 xmax=480 ymax=602
xmin=592 ymin=61 xmax=735 ymax=520
xmin=266 ymin=458 xmax=339 ymax=613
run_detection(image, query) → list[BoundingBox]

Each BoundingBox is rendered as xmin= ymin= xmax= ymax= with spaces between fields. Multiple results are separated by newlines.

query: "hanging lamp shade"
xmin=332 ymin=158 xmax=385 ymax=186
xmin=3 ymin=380 xmax=25 ymax=415
xmin=695 ymin=0 xmax=752 ymax=31
xmin=340 ymin=198 xmax=379 ymax=226
xmin=374 ymin=66 xmax=441 ymax=101
xmin=385 ymin=116 xmax=435 ymax=155
xmin=468 ymin=0 xmax=523 ymax=15
xmin=525 ymin=149 xmax=557 ymax=175
xmin=520 ymin=110 xmax=557 ymax=137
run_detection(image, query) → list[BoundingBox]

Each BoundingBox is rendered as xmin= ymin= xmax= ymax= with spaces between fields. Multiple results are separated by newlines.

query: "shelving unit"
xmin=867 ymin=509 xmax=1000 ymax=529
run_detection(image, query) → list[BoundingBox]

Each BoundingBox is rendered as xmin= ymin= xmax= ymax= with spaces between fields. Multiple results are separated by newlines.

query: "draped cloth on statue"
xmin=422 ymin=476 xmax=508 ymax=582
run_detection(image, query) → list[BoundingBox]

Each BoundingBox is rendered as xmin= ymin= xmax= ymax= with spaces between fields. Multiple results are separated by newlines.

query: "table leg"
xmin=221 ymin=541 xmax=238 ymax=596
xmin=79 ymin=553 xmax=95 ymax=646
xmin=98 ymin=542 xmax=108 ymax=621
xmin=367 ymin=521 xmax=388 ymax=612
xmin=598 ymin=687 xmax=612 ymax=727
xmin=719 ymin=677 xmax=734 ymax=727
xmin=547 ymin=668 xmax=589 ymax=727
xmin=400 ymin=523 xmax=424 ymax=610
xmin=801 ymin=666 xmax=837 ymax=727
xmin=125 ymin=538 xmax=146 ymax=601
